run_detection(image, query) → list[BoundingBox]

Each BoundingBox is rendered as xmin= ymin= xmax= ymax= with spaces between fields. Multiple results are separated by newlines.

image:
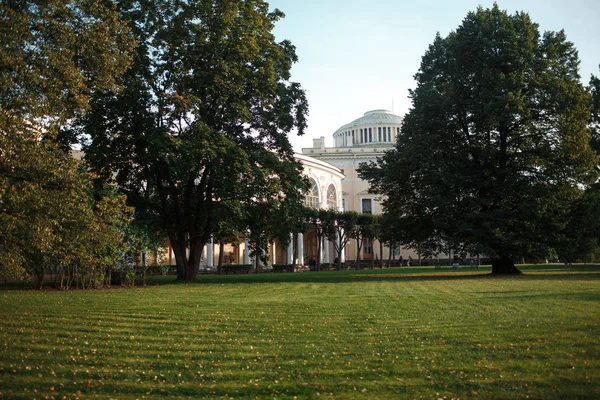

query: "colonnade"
xmin=200 ymin=230 xmax=346 ymax=268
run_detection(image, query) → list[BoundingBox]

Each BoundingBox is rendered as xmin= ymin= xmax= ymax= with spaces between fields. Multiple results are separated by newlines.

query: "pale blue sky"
xmin=267 ymin=0 xmax=600 ymax=151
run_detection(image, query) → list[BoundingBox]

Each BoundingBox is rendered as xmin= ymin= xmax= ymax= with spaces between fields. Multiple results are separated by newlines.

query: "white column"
xmin=287 ymin=233 xmax=293 ymax=264
xmin=207 ymin=236 xmax=213 ymax=268
xmin=244 ymin=231 xmax=251 ymax=265
xmin=324 ymin=238 xmax=330 ymax=263
xmin=238 ymin=243 xmax=244 ymax=264
xmin=271 ymin=241 xmax=276 ymax=266
xmin=297 ymin=232 xmax=304 ymax=265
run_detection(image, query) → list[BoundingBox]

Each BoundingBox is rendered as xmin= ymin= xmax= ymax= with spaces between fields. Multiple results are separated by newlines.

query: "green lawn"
xmin=1 ymin=265 xmax=599 ymax=399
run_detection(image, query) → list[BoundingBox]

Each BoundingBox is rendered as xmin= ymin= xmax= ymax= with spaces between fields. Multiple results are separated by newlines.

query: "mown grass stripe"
xmin=0 ymin=265 xmax=598 ymax=398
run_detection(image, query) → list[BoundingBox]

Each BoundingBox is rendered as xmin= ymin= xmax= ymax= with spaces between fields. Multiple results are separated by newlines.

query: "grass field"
xmin=0 ymin=265 xmax=599 ymax=399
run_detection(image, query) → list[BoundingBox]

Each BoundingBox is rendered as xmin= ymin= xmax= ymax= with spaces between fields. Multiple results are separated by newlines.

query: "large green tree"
xmin=359 ymin=4 xmax=598 ymax=273
xmin=0 ymin=1 xmax=134 ymax=285
xmin=79 ymin=0 xmax=308 ymax=281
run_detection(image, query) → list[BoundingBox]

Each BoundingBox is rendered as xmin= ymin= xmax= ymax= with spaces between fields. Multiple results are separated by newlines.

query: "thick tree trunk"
xmin=170 ymin=234 xmax=187 ymax=280
xmin=185 ymin=235 xmax=205 ymax=280
xmin=491 ymin=256 xmax=522 ymax=274
xmin=170 ymin=233 xmax=203 ymax=281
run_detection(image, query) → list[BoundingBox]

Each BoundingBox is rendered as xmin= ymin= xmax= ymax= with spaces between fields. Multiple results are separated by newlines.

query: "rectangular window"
xmin=387 ymin=127 xmax=391 ymax=141
xmin=378 ymin=127 xmax=382 ymax=142
xmin=369 ymin=128 xmax=372 ymax=142
xmin=361 ymin=198 xmax=372 ymax=214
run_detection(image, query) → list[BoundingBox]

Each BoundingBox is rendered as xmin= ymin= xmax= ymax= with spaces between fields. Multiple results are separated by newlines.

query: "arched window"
xmin=305 ymin=178 xmax=319 ymax=209
xmin=327 ymin=184 xmax=337 ymax=209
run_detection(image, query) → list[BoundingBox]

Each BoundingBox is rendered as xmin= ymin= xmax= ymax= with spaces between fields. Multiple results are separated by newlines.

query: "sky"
xmin=266 ymin=0 xmax=600 ymax=152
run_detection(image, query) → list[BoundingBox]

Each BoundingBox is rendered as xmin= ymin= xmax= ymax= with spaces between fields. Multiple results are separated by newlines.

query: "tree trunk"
xmin=371 ymin=239 xmax=375 ymax=269
xmin=387 ymin=244 xmax=392 ymax=268
xmin=316 ymin=231 xmax=322 ymax=268
xmin=169 ymin=234 xmax=187 ymax=280
xmin=355 ymin=238 xmax=362 ymax=270
xmin=170 ymin=233 xmax=203 ymax=281
xmin=292 ymin=233 xmax=297 ymax=269
xmin=491 ymin=256 xmax=522 ymax=274
xmin=218 ymin=240 xmax=225 ymax=274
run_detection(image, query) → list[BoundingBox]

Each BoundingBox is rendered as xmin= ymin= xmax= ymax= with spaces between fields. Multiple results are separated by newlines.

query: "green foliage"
xmin=271 ymin=264 xmax=294 ymax=272
xmin=347 ymin=213 xmax=377 ymax=268
xmin=0 ymin=126 xmax=131 ymax=288
xmin=220 ymin=264 xmax=253 ymax=274
xmin=0 ymin=0 xmax=134 ymax=123
xmin=79 ymin=0 xmax=309 ymax=281
xmin=322 ymin=210 xmax=358 ymax=270
xmin=589 ymin=66 xmax=600 ymax=155
xmin=0 ymin=1 xmax=134 ymax=287
xmin=558 ymin=184 xmax=600 ymax=262
xmin=304 ymin=207 xmax=329 ymax=264
xmin=360 ymin=4 xmax=598 ymax=270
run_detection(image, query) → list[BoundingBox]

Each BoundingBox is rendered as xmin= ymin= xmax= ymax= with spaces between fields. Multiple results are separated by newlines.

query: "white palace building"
xmin=189 ymin=152 xmax=345 ymax=269
xmin=190 ymin=109 xmax=413 ymax=268
xmin=302 ymin=109 xmax=406 ymax=263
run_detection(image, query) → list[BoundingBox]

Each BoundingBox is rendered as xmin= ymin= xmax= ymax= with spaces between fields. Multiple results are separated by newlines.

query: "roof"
xmin=294 ymin=153 xmax=344 ymax=178
xmin=334 ymin=110 xmax=403 ymax=134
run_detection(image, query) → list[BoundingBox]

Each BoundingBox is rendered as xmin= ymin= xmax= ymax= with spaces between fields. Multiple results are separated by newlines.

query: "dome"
xmin=332 ymin=110 xmax=402 ymax=147
xmin=334 ymin=110 xmax=402 ymax=134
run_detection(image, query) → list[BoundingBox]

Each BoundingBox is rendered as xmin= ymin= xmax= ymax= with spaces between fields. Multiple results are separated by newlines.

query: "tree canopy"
xmin=78 ymin=0 xmax=309 ymax=280
xmin=0 ymin=0 xmax=135 ymax=286
xmin=359 ymin=4 xmax=598 ymax=273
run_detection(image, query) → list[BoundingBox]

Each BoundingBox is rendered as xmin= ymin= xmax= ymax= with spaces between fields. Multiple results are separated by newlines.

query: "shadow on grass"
xmin=190 ymin=265 xmax=600 ymax=285
xmin=2 ymin=265 xmax=599 ymax=290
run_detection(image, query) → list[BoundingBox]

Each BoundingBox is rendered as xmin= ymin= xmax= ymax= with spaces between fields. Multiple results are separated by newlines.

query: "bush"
xmin=272 ymin=264 xmax=294 ymax=273
xmin=318 ymin=263 xmax=334 ymax=271
xmin=220 ymin=264 xmax=252 ymax=274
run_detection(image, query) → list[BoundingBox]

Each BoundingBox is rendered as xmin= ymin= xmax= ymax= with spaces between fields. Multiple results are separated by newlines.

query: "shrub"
xmin=220 ymin=264 xmax=252 ymax=274
xmin=272 ymin=264 xmax=294 ymax=273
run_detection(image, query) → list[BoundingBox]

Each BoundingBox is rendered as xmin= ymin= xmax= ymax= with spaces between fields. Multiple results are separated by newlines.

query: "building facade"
xmin=191 ymin=153 xmax=344 ymax=269
xmin=301 ymin=109 xmax=414 ymax=262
